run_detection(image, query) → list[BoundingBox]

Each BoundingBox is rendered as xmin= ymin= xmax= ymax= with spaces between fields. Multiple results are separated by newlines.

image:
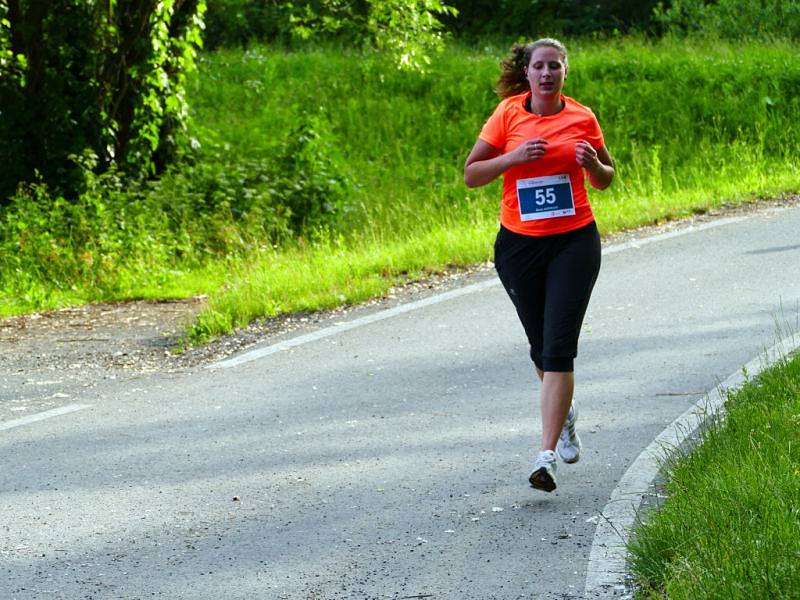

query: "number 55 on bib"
xmin=516 ymin=174 xmax=575 ymax=222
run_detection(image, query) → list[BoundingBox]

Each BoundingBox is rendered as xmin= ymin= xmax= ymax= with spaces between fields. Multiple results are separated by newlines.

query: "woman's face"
xmin=525 ymin=46 xmax=567 ymax=99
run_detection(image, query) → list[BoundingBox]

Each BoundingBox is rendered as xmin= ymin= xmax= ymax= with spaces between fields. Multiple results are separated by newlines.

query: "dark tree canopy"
xmin=441 ymin=0 xmax=663 ymax=38
xmin=0 ymin=0 xmax=206 ymax=201
xmin=202 ymin=0 xmax=664 ymax=49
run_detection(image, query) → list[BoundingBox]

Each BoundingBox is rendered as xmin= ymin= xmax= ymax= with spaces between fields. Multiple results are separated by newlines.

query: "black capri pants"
xmin=494 ymin=221 xmax=601 ymax=373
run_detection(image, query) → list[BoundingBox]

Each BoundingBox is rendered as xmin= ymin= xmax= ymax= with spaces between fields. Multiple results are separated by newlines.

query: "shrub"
xmin=203 ymin=0 xmax=290 ymax=49
xmin=0 ymin=107 xmax=353 ymax=307
xmin=271 ymin=112 xmax=352 ymax=236
xmin=147 ymin=147 xmax=294 ymax=256
xmin=655 ymin=0 xmax=800 ymax=40
xmin=0 ymin=176 xmax=172 ymax=298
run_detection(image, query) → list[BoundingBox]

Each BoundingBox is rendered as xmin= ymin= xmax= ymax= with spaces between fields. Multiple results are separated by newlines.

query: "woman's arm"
xmin=576 ymin=141 xmax=615 ymax=190
xmin=463 ymin=139 xmax=507 ymax=188
xmin=464 ymin=138 xmax=548 ymax=188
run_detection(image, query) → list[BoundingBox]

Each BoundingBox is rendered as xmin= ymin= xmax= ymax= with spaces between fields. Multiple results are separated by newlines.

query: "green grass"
xmin=0 ymin=264 xmax=226 ymax=318
xmin=183 ymin=37 xmax=800 ymax=341
xmin=628 ymin=351 xmax=800 ymax=599
xmin=188 ymin=219 xmax=497 ymax=342
xmin=188 ymin=36 xmax=800 ymax=235
xmin=1 ymin=37 xmax=800 ymax=335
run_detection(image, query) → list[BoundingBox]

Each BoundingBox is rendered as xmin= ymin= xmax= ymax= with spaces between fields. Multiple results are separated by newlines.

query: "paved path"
xmin=2 ymin=202 xmax=799 ymax=599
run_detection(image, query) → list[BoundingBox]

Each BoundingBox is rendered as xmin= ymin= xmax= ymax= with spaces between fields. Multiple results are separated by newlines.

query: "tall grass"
xmin=188 ymin=38 xmax=800 ymax=235
xmin=628 ymin=351 xmax=800 ymax=599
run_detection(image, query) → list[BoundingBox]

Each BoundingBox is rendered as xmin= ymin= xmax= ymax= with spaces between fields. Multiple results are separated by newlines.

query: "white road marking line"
xmin=0 ymin=404 xmax=91 ymax=432
xmin=584 ymin=333 xmax=800 ymax=598
xmin=208 ymin=211 xmax=767 ymax=370
xmin=208 ymin=279 xmax=499 ymax=369
xmin=601 ymin=215 xmax=748 ymax=255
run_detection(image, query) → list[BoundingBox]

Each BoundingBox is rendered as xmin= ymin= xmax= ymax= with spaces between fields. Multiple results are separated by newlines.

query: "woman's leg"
xmin=494 ymin=226 xmax=548 ymax=371
xmin=496 ymin=223 xmax=599 ymax=490
xmin=540 ymin=371 xmax=574 ymax=450
xmin=538 ymin=223 xmax=600 ymax=449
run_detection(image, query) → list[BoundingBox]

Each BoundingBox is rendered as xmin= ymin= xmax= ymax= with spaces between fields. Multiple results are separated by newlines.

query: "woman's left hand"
xmin=575 ymin=140 xmax=600 ymax=170
xmin=576 ymin=141 xmax=615 ymax=190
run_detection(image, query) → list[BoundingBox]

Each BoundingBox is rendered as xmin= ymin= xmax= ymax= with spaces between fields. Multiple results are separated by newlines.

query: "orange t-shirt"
xmin=479 ymin=92 xmax=605 ymax=236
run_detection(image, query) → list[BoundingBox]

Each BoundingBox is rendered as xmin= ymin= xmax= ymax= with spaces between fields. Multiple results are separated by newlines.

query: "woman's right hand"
xmin=509 ymin=137 xmax=549 ymax=165
xmin=464 ymin=137 xmax=547 ymax=188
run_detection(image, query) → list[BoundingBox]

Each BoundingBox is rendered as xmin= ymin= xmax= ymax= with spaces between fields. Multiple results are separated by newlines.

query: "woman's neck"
xmin=528 ymin=93 xmax=564 ymax=116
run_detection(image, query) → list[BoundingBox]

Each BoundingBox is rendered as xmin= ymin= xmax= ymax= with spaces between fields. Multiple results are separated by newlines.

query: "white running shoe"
xmin=529 ymin=449 xmax=558 ymax=492
xmin=556 ymin=404 xmax=582 ymax=464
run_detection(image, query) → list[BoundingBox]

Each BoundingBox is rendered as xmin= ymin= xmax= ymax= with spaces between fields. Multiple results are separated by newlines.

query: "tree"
xmin=0 ymin=0 xmax=455 ymax=201
xmin=654 ymin=0 xmax=800 ymax=39
xmin=0 ymin=0 xmax=206 ymax=201
xmin=366 ymin=0 xmax=458 ymax=71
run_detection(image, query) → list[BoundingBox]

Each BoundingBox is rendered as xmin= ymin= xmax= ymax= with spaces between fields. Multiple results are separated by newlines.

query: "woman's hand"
xmin=464 ymin=137 xmax=549 ymax=188
xmin=575 ymin=140 xmax=600 ymax=169
xmin=509 ymin=137 xmax=549 ymax=165
xmin=576 ymin=140 xmax=615 ymax=190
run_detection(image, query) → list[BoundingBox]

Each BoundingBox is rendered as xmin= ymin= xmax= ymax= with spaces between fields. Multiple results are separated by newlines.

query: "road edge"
xmin=583 ymin=332 xmax=800 ymax=598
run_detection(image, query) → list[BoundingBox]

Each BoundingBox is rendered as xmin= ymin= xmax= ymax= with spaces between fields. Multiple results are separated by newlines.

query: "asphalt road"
xmin=2 ymin=202 xmax=800 ymax=600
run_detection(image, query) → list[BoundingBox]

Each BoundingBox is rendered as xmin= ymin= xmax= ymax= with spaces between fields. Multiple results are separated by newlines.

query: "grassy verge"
xmin=187 ymin=221 xmax=497 ymax=342
xmin=627 ymin=350 xmax=800 ymax=599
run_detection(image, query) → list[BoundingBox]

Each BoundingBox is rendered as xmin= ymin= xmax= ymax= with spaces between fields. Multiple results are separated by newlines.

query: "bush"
xmin=655 ymin=0 xmax=800 ymax=40
xmin=202 ymin=0 xmax=455 ymax=71
xmin=0 ymin=107 xmax=352 ymax=308
xmin=0 ymin=177 xmax=172 ymax=300
xmin=203 ymin=0 xmax=291 ymax=49
xmin=147 ymin=147 xmax=294 ymax=256
xmin=151 ymin=111 xmax=352 ymax=249
xmin=442 ymin=0 xmax=663 ymax=38
xmin=271 ymin=112 xmax=352 ymax=235
xmin=201 ymin=0 xmax=665 ymax=46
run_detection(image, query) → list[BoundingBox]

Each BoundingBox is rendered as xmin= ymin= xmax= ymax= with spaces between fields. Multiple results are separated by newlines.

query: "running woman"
xmin=464 ymin=38 xmax=614 ymax=492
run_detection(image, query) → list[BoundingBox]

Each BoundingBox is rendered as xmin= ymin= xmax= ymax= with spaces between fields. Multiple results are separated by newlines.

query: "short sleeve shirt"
xmin=479 ymin=92 xmax=605 ymax=236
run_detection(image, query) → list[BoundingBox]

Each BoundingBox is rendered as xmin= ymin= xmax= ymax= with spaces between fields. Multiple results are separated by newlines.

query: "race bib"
xmin=516 ymin=174 xmax=575 ymax=221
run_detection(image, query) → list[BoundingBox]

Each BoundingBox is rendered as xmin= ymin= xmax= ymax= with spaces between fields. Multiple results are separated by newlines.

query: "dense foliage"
xmin=654 ymin=0 xmax=800 ymax=39
xmin=203 ymin=0 xmax=662 ymax=47
xmin=0 ymin=0 xmax=206 ymax=201
xmin=0 ymin=0 xmax=456 ymax=203
xmin=204 ymin=0 xmax=456 ymax=70
xmin=202 ymin=1 xmax=800 ymax=46
xmin=441 ymin=0 xmax=662 ymax=38
xmin=0 ymin=103 xmax=354 ymax=307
